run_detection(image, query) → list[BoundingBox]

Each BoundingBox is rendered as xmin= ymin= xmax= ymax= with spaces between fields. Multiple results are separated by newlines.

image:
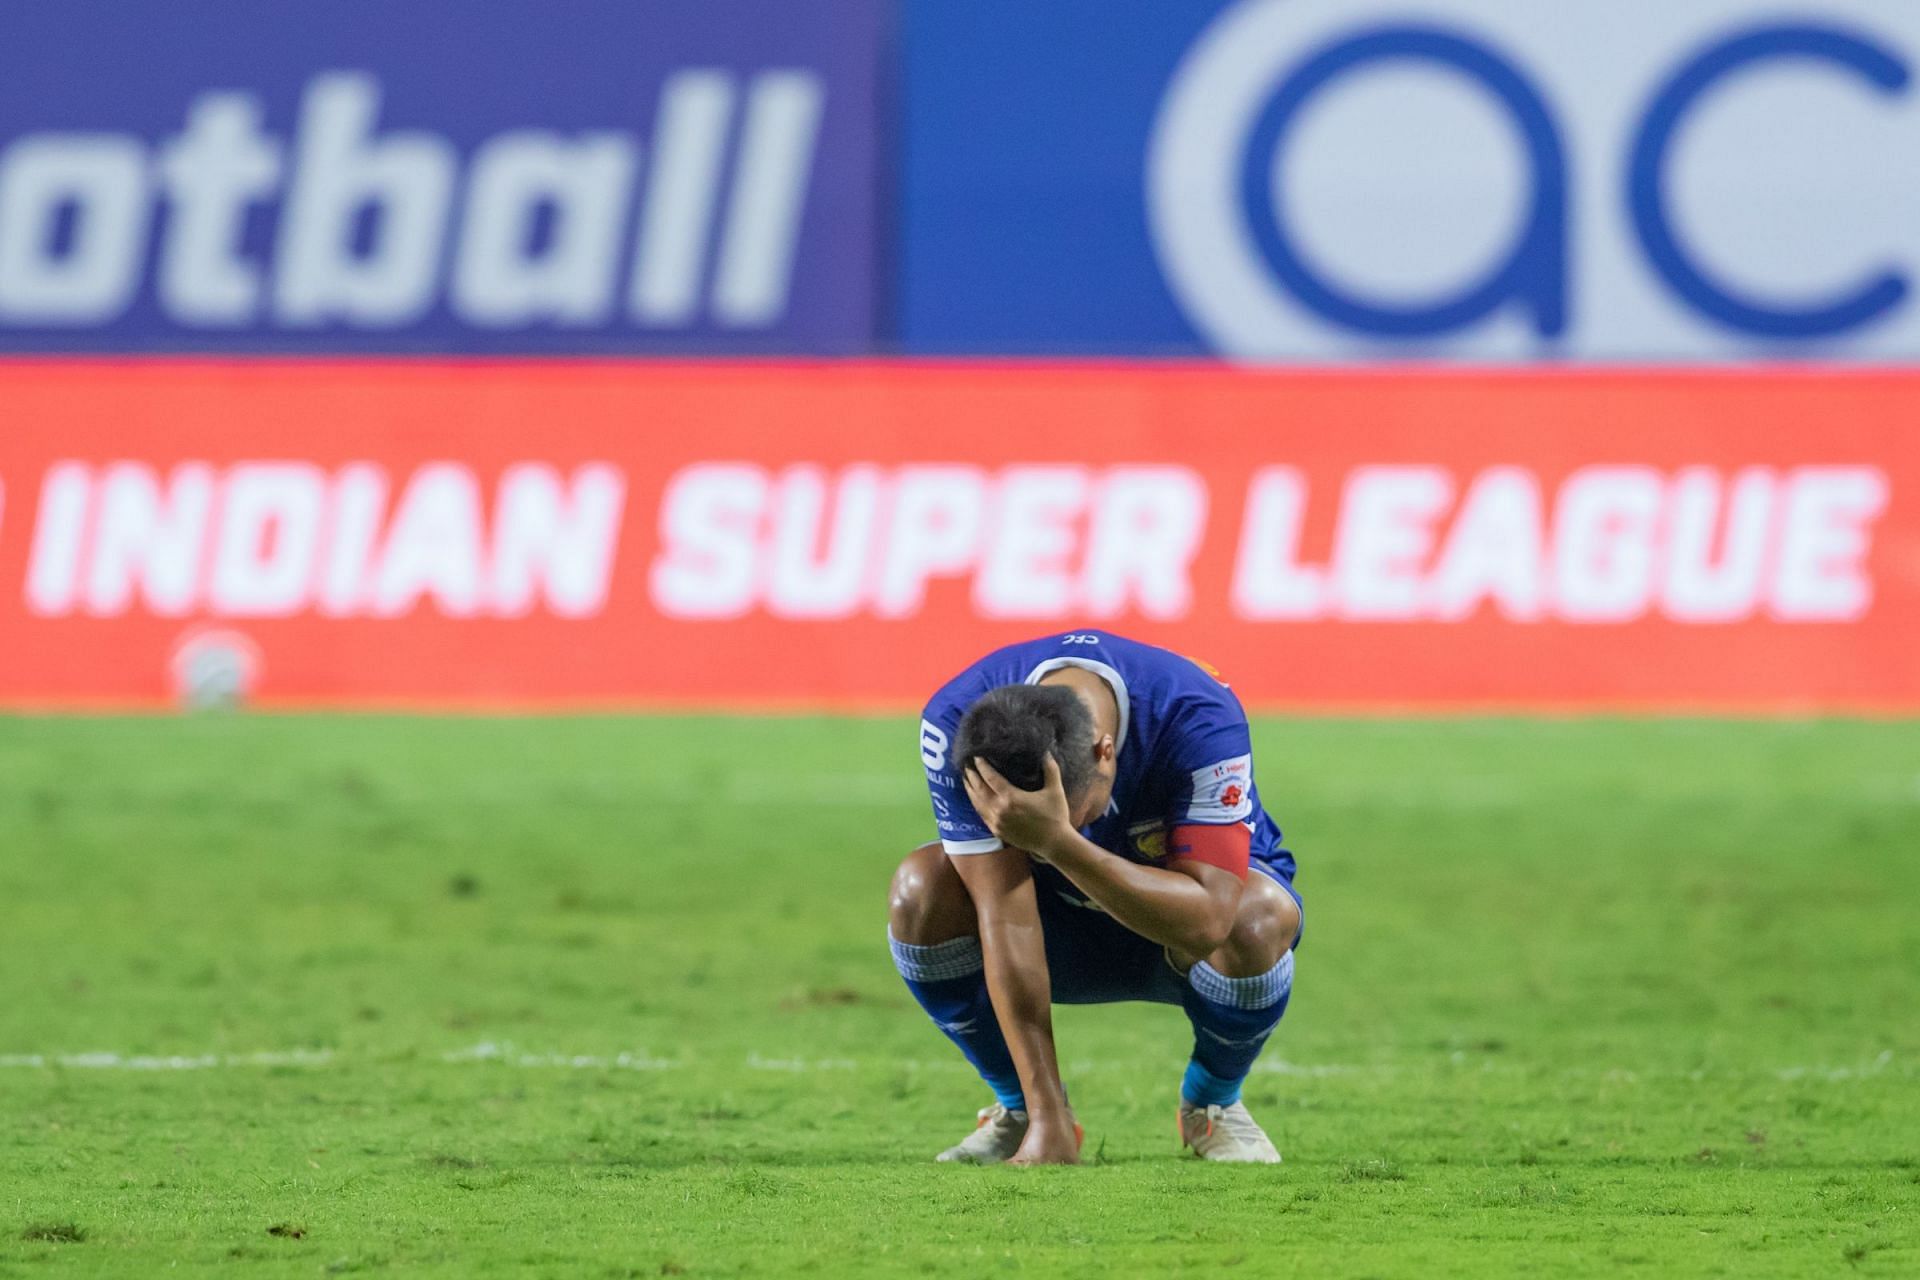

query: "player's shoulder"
xmin=1088 ymin=631 xmax=1228 ymax=687
xmin=1103 ymin=637 xmax=1251 ymax=768
xmin=1083 ymin=632 xmax=1242 ymax=715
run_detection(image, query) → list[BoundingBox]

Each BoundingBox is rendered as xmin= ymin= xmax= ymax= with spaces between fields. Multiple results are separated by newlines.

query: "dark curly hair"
xmin=953 ymin=683 xmax=1097 ymax=798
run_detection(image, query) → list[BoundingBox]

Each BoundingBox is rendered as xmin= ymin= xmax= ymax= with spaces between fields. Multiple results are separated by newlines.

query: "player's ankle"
xmin=1180 ymin=1060 xmax=1243 ymax=1109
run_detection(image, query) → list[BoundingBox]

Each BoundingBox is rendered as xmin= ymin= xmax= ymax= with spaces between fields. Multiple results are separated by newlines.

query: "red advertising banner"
xmin=0 ymin=362 xmax=1914 ymax=711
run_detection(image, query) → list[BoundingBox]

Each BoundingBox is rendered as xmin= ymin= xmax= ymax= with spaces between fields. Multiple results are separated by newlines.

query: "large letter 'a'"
xmin=1242 ymin=26 xmax=1567 ymax=339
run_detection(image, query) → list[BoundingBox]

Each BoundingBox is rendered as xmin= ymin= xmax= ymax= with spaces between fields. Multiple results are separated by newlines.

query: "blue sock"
xmin=1180 ymin=952 xmax=1294 ymax=1107
xmin=888 ymin=930 xmax=1025 ymax=1112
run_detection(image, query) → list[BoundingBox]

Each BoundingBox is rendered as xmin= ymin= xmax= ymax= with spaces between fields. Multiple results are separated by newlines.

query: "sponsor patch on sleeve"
xmin=1185 ymin=754 xmax=1254 ymax=823
xmin=920 ymin=720 xmax=949 ymax=770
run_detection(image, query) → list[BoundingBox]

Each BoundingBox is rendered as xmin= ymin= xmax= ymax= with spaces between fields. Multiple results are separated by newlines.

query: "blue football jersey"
xmin=919 ymin=631 xmax=1294 ymax=895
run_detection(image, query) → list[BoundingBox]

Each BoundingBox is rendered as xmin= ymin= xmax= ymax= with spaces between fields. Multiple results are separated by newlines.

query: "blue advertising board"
xmin=899 ymin=0 xmax=1920 ymax=362
xmin=0 ymin=0 xmax=882 ymax=353
xmin=899 ymin=3 xmax=1214 ymax=357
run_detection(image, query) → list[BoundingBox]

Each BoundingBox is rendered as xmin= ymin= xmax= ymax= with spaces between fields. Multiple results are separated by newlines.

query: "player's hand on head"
xmin=963 ymin=754 xmax=1074 ymax=858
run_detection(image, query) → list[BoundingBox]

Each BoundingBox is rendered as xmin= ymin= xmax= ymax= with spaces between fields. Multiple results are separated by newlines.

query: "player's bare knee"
xmin=887 ymin=844 xmax=942 ymax=926
xmin=1209 ymin=875 xmax=1298 ymax=976
xmin=888 ymin=843 xmax=975 ymax=945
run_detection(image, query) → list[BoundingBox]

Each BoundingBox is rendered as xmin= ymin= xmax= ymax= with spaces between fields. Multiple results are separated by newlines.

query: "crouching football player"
xmin=888 ymin=631 xmax=1301 ymax=1165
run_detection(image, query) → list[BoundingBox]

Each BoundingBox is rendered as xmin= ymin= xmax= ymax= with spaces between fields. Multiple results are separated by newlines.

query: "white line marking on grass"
xmin=745 ymin=1052 xmax=858 ymax=1072
xmin=1 ymin=1046 xmax=1908 ymax=1083
xmin=1775 ymin=1049 xmax=1895 ymax=1082
xmin=1250 ymin=1058 xmax=1364 ymax=1077
xmin=444 ymin=1041 xmax=676 ymax=1070
xmin=0 ymin=1050 xmax=334 ymax=1071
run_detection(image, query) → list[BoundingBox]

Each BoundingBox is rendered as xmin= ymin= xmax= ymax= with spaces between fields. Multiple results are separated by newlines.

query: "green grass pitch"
xmin=0 ymin=714 xmax=1916 ymax=1277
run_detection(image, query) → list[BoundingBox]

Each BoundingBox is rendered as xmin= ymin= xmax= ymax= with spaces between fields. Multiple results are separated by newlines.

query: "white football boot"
xmin=936 ymin=1104 xmax=1030 ymax=1164
xmin=1179 ymin=1099 xmax=1282 ymax=1164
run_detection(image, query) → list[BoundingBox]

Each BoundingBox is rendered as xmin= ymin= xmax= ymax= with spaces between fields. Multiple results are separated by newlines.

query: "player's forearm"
xmin=977 ymin=913 xmax=1071 ymax=1120
xmin=1038 ymin=832 xmax=1236 ymax=956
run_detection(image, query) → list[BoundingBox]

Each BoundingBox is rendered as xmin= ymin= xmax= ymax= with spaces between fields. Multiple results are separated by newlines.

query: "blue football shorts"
xmin=1033 ymin=861 xmax=1302 ymax=1006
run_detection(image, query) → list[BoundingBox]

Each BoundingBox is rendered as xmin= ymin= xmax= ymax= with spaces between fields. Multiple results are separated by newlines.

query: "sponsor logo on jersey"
xmin=1189 ymin=756 xmax=1257 ymax=823
xmin=1128 ymin=820 xmax=1169 ymax=862
xmin=919 ymin=720 xmax=949 ymax=770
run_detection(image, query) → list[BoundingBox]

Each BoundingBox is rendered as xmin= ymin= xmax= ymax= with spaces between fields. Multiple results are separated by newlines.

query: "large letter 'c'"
xmin=1629 ymin=24 xmax=1910 ymax=339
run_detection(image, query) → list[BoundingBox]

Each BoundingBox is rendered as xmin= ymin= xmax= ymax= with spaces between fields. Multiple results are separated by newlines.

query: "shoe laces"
xmin=1200 ymin=1103 xmax=1263 ymax=1143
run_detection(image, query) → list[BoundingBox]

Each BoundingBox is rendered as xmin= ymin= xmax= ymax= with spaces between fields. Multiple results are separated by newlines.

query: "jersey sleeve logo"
xmin=1185 ymin=754 xmax=1254 ymax=823
xmin=919 ymin=720 xmax=949 ymax=770
xmin=1128 ymin=820 xmax=1168 ymax=861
